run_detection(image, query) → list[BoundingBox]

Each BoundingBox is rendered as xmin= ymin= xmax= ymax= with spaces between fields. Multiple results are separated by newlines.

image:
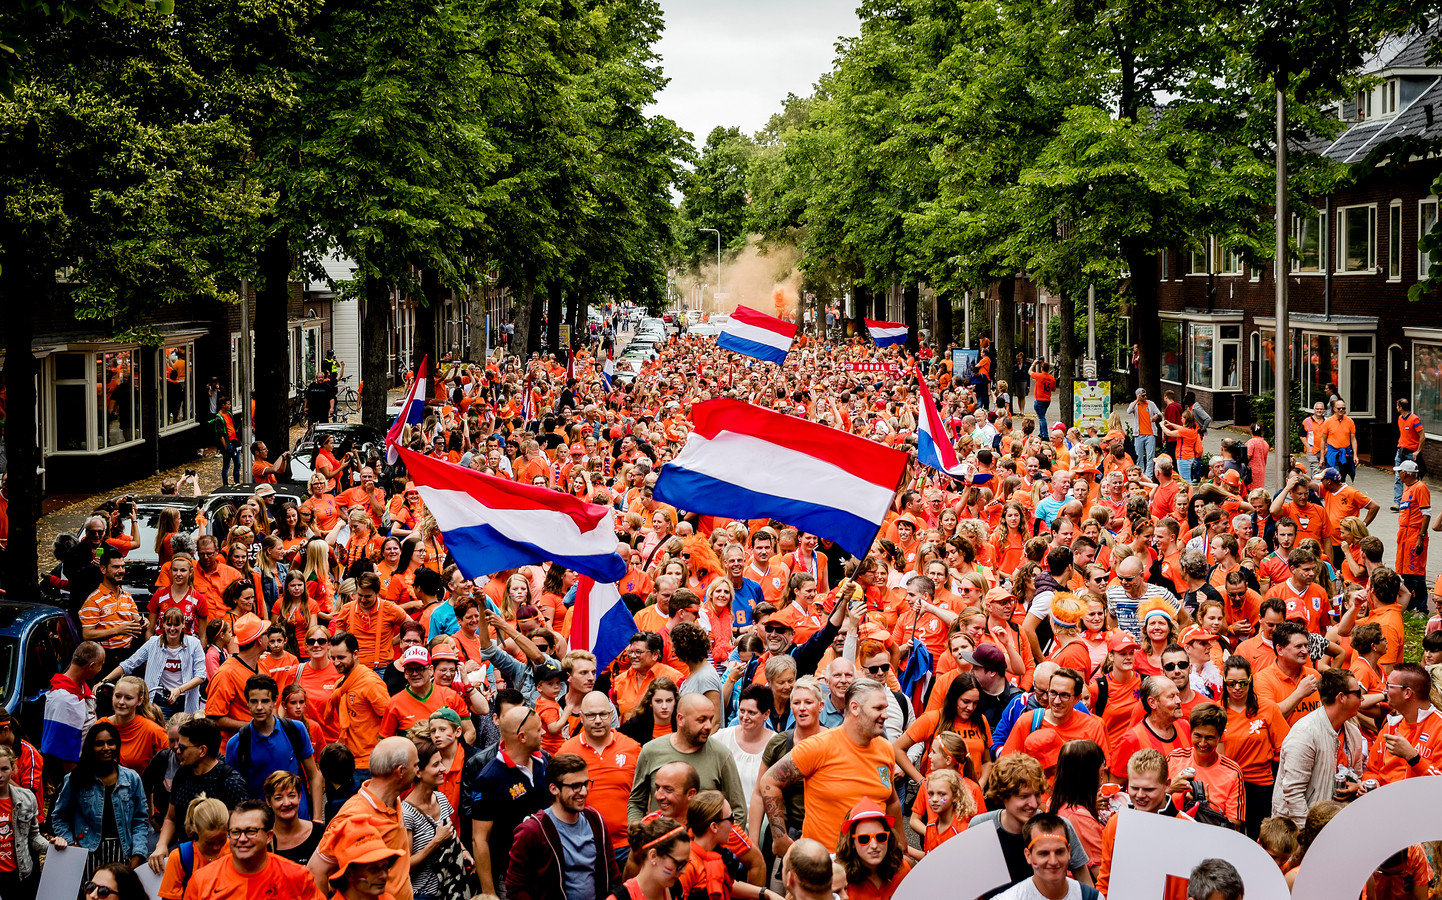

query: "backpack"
xmin=178 ymin=841 xmax=196 ymax=881
xmin=1093 ymin=677 xmax=1110 ymax=718
xmin=208 ymin=413 xmax=228 ymax=444
xmin=235 ymin=718 xmax=307 ymax=777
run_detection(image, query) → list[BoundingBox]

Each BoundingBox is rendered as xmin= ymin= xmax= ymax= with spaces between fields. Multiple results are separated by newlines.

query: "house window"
xmin=1220 ymin=325 xmax=1241 ymax=389
xmin=1292 ymin=213 xmax=1324 ymax=272
xmin=1114 ymin=315 xmax=1132 ymax=375
xmin=1258 ymin=330 xmax=1276 ymax=395
xmin=49 ymin=348 xmax=143 ymax=453
xmin=160 ymin=342 xmax=195 ymax=432
xmin=1300 ymin=331 xmax=1376 ymax=416
xmin=1382 ymin=79 xmax=1399 ymax=115
xmin=1416 ymin=341 xmax=1442 ymax=437
xmin=1358 ymin=89 xmax=1372 ymax=120
xmin=1421 ymin=199 xmax=1439 ymax=280
xmin=1189 ymin=237 xmax=1209 ymax=275
xmin=1347 ymin=335 xmax=1374 ymax=417
xmin=1160 ymin=251 xmax=1169 ymax=281
xmin=1216 ymin=242 xmax=1243 ymax=275
xmin=1161 ymin=321 xmax=1183 ymax=383
xmin=1189 ymin=325 xmax=1214 ymax=388
xmin=1303 ymin=333 xmax=1339 ymax=408
xmin=1338 ymin=204 xmax=1377 ymax=272
xmin=1390 ymin=201 xmax=1403 ymax=280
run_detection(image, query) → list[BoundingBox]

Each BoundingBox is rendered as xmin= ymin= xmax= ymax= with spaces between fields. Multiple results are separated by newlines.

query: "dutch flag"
xmin=866 ymin=319 xmax=908 ymax=348
xmin=396 ymin=446 xmax=627 ymax=583
xmin=385 ymin=355 xmax=428 ymax=464
xmin=570 ymin=577 xmax=634 ymax=669
xmin=653 ymin=399 xmax=908 ymax=558
xmin=602 ymin=352 xmax=615 ymax=391
xmin=717 ymin=305 xmax=796 ymax=365
xmin=917 ymin=371 xmax=991 ymax=484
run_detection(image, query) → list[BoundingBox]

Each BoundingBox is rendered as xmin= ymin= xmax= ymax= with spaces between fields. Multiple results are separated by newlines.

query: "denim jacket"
xmin=53 ymin=766 xmax=151 ymax=858
xmin=119 ymin=634 xmax=206 ymax=714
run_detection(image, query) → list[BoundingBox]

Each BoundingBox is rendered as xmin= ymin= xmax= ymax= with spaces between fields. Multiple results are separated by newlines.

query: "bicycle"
xmin=335 ymin=375 xmax=360 ymax=420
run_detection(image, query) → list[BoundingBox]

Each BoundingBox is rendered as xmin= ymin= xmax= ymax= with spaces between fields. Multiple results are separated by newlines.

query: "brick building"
xmin=1155 ymin=27 xmax=1442 ymax=471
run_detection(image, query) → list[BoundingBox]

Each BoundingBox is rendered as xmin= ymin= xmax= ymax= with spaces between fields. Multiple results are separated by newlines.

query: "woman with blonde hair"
xmin=99 ymin=674 xmax=168 ymax=773
xmin=300 ymin=537 xmax=335 ymax=617
xmin=155 ymin=795 xmax=229 ymax=900
xmin=155 ymin=507 xmax=182 ymax=566
xmin=1336 ymin=515 xmax=1371 ymax=584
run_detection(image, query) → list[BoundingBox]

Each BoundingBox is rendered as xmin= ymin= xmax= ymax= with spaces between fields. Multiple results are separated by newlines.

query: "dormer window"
xmin=1382 ymin=79 xmax=1400 ymax=115
xmin=1359 ymin=90 xmax=1373 ymax=120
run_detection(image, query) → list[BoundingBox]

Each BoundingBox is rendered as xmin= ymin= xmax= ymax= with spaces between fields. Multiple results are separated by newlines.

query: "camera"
xmin=118 ymin=495 xmax=136 ymax=518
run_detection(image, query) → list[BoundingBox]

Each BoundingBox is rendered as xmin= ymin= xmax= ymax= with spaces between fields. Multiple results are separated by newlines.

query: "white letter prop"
xmin=890 ymin=818 xmax=1011 ymax=900
xmin=1106 ymin=808 xmax=1289 ymax=900
xmin=1289 ymin=776 xmax=1442 ymax=899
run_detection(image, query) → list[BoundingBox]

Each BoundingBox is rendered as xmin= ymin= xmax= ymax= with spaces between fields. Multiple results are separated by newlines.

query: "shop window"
xmin=1161 ymin=321 xmax=1183 ymax=383
xmin=1417 ymin=341 xmax=1442 ymax=437
xmin=161 ymin=342 xmax=195 ymax=431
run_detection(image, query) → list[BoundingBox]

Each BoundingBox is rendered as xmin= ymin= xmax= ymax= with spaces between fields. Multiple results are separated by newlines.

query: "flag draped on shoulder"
xmin=385 ymin=355 xmax=428 ymax=464
xmin=865 ymin=319 xmax=908 ymax=348
xmin=395 ymin=447 xmax=627 ymax=583
xmin=652 ymin=399 xmax=908 ymax=558
xmin=717 ymin=305 xmax=796 ymax=364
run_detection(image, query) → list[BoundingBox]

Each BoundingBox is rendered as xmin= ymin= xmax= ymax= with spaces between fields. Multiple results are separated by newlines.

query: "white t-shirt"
xmin=994 ymin=878 xmax=1087 ymax=900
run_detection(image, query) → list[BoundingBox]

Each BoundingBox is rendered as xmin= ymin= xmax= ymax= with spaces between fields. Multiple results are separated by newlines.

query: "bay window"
xmin=1161 ymin=321 xmax=1183 ymax=384
xmin=49 ymin=347 xmax=143 ymax=453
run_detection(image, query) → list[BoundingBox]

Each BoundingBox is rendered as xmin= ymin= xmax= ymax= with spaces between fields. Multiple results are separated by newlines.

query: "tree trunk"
xmin=546 ymin=284 xmax=562 ymax=356
xmin=253 ymin=232 xmax=292 ymax=457
xmin=1058 ymin=287 xmax=1076 ymax=427
xmin=361 ymin=275 xmax=391 ymax=431
xmin=527 ymin=287 xmax=543 ymax=355
xmin=467 ymin=287 xmax=487 ymax=362
xmin=0 ymin=245 xmax=40 ymax=602
xmin=903 ymin=281 xmax=919 ymax=353
xmin=934 ymin=289 xmax=953 ymax=350
xmin=513 ymin=279 xmax=534 ymax=359
xmin=1123 ymin=241 xmax=1161 ymax=403
xmin=415 ymin=268 xmax=439 ymax=368
xmin=996 ymin=275 xmax=1016 ymax=393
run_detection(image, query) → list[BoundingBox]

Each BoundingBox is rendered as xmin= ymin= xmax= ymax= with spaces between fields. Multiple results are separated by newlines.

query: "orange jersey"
xmin=1254 ymin=662 xmax=1320 ymax=725
xmin=1221 ymin=700 xmax=1290 ymax=785
xmin=179 ymin=852 xmax=322 ymax=900
xmin=789 ymin=728 xmax=896 ymax=845
xmin=559 ymin=731 xmax=643 ymax=850
xmin=1365 ymin=708 xmax=1442 ymax=784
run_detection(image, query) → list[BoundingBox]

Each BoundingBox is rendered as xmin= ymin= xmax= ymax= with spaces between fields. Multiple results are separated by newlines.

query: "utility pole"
xmin=1274 ymin=87 xmax=1290 ymax=488
xmin=699 ymin=228 xmax=720 ymax=312
xmin=239 ymin=277 xmax=253 ymax=475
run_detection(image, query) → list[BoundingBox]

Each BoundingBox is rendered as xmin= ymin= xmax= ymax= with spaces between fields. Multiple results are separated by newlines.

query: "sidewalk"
xmin=1201 ymin=426 xmax=1442 ymax=581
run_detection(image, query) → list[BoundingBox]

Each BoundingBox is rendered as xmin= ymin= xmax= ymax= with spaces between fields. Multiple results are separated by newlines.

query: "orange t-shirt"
xmin=904 ymin=711 xmax=990 ymax=777
xmin=612 ymin=662 xmax=684 ymax=719
xmin=1279 ymin=501 xmax=1327 ymax=547
xmin=298 ymin=661 xmax=341 ymax=746
xmin=1221 ymin=700 xmax=1290 ymax=785
xmin=258 ymin=651 xmax=300 ymax=690
xmin=1090 ymin=674 xmax=1144 ymax=762
xmin=1030 ymin=372 xmax=1056 ymax=402
xmin=157 ymin=842 xmax=229 ymax=899
xmin=180 ymin=851 xmax=323 ymax=900
xmin=1112 ymin=719 xmax=1192 ymax=778
xmin=743 ymin=561 xmax=790 ymax=607
xmin=1167 ymin=748 xmax=1245 ymax=823
xmin=1365 ymin=709 xmax=1442 ymax=784
xmin=1360 ymin=604 xmax=1406 ymax=668
xmin=923 ymin=816 xmax=968 ymax=852
xmin=325 ymin=665 xmax=391 ymax=766
xmin=536 ymin=695 xmax=566 ymax=754
xmin=332 ymin=599 xmax=411 ymax=668
xmin=206 ymin=656 xmax=260 ymax=732
xmin=379 ymin=684 xmax=468 ymax=737
xmin=1000 ymin=709 xmax=1110 ymax=770
xmin=98 ymin=714 xmax=168 ymax=774
xmin=1265 ymin=581 xmax=1329 ymax=633
xmin=315 ymin=785 xmax=411 ymax=900
xmin=560 ymin=732 xmax=643 ymax=849
xmin=1254 ymin=662 xmax=1320 ymax=725
xmin=790 ymin=728 xmax=896 ymax=844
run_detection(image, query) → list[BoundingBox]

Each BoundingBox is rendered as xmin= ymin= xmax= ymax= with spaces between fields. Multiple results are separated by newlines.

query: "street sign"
xmin=844 ymin=361 xmax=903 ymax=376
xmin=559 ymin=324 xmax=570 ymax=347
xmin=1074 ymin=381 xmax=1111 ymax=429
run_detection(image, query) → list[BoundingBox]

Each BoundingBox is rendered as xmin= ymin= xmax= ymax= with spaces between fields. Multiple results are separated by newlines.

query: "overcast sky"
xmin=652 ymin=0 xmax=859 ymax=147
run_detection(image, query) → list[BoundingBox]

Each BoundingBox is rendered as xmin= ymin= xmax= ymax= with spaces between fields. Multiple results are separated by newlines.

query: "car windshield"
xmin=127 ymin=505 xmax=200 ymax=564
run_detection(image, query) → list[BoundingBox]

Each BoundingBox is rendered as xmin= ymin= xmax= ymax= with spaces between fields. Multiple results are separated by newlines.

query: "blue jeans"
xmin=1135 ymin=434 xmax=1157 ymax=479
xmin=1396 ymin=448 xmax=1415 ymax=506
xmin=1034 ymin=399 xmax=1050 ymax=434
xmin=1177 ymin=457 xmax=1196 ymax=483
xmin=220 ymin=439 xmax=242 ymax=484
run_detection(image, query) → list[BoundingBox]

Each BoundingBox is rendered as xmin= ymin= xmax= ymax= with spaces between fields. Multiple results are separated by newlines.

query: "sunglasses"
xmin=865 ymin=663 xmax=891 ymax=675
xmin=307 ymin=638 xmax=328 ymax=646
xmin=1224 ymin=679 xmax=1251 ymax=688
xmin=1162 ymin=661 xmax=1189 ymax=672
xmin=763 ymin=624 xmax=791 ymax=634
xmin=853 ymin=831 xmax=890 ymax=846
xmin=84 ymin=884 xmax=120 ymax=899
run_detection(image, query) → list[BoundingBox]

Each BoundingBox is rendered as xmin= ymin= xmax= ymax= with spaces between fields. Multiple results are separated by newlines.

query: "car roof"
xmin=0 ymin=600 xmax=68 ymax=635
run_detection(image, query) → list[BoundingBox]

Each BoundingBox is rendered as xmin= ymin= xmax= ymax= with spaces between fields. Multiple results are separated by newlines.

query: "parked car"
xmin=690 ymin=323 xmax=720 ymax=338
xmin=74 ymin=496 xmax=204 ymax=612
xmin=202 ymin=482 xmax=308 ymax=538
xmin=289 ymin=422 xmax=385 ymax=483
xmin=1 ymin=600 xmax=80 ymax=739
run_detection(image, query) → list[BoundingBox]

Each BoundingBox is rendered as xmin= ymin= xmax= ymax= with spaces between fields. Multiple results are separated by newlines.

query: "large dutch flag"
xmin=866 ymin=319 xmax=908 ymax=348
xmin=916 ymin=372 xmax=992 ymax=484
xmin=41 ymin=674 xmax=93 ymax=763
xmin=602 ymin=352 xmax=616 ymax=391
xmin=653 ymin=399 xmax=908 ymax=558
xmin=396 ymin=446 xmax=627 ymax=583
xmin=570 ymin=576 xmax=633 ymax=669
xmin=717 ymin=305 xmax=796 ymax=365
xmin=386 ymin=355 xmax=428 ymax=464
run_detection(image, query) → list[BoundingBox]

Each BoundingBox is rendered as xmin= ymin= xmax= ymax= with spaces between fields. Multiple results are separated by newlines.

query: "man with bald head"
xmin=784 ymin=839 xmax=835 ymax=900
xmin=473 ymin=704 xmax=549 ymax=896
xmin=561 ymin=691 xmax=642 ymax=863
xmin=1105 ymin=554 xmax=1187 ymax=641
xmin=311 ymin=735 xmax=418 ymax=899
xmin=628 ymin=694 xmax=748 ymax=831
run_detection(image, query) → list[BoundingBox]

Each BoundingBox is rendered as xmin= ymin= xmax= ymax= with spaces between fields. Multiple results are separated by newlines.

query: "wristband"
xmin=1408 ymin=753 xmax=1422 ymax=768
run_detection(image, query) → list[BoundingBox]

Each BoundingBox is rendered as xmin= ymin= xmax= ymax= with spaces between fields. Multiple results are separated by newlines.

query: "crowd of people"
xmin=15 ymin=316 xmax=1441 ymax=900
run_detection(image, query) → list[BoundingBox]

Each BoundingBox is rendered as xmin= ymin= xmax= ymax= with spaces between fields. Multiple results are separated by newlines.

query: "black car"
xmin=75 ymin=495 xmax=204 ymax=612
xmin=201 ymin=482 xmax=309 ymax=538
xmin=289 ymin=422 xmax=386 ymax=483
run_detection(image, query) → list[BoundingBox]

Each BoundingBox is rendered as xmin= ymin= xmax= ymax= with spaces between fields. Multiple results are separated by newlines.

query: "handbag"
xmin=432 ymin=821 xmax=481 ymax=899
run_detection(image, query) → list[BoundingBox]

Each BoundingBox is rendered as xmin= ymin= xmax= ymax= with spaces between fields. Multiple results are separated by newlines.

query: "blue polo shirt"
xmin=731 ymin=578 xmax=763 ymax=628
xmin=224 ymin=717 xmax=314 ymax=818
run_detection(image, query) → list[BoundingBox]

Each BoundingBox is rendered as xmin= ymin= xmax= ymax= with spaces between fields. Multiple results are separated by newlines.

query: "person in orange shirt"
xmin=1318 ymin=467 xmax=1378 ymax=554
xmin=98 ymin=675 xmax=169 ymax=774
xmin=1358 ymin=567 xmax=1407 ymax=671
xmin=1364 ymin=663 xmax=1442 ymax=784
xmin=1253 ymin=622 xmax=1320 ymax=725
xmin=1395 ymin=460 xmax=1431 ymax=602
xmin=191 ymin=535 xmax=242 ymax=621
xmin=155 ymin=796 xmax=230 ymax=900
xmin=743 ymin=529 xmax=790 ymax=607
xmin=1096 ymin=749 xmax=1191 ymax=896
xmin=612 ymin=632 xmax=684 ymax=719
xmin=1319 ymin=399 xmax=1359 ymax=477
xmin=1166 ymin=703 xmax=1245 ymax=829
xmin=300 ymin=475 xmax=341 ymax=534
xmin=1000 ymin=666 xmax=1108 ymax=774
xmin=323 ymin=632 xmax=392 ymax=770
xmin=332 ymin=572 xmax=411 ymax=670
xmin=1348 ymin=622 xmax=1389 ymax=732
xmin=181 ymin=802 xmax=323 ymax=900
xmin=378 ymin=646 xmax=473 ymax=742
xmin=887 ymin=574 xmax=956 ymax=661
xmin=560 ymin=691 xmax=643 ymax=853
xmin=775 ymin=573 xmax=825 ymax=645
xmin=1268 ymin=473 xmax=1327 ymax=549
xmin=297 ymin=625 xmax=341 ymax=746
xmin=1219 ymin=657 xmax=1289 ymax=837
xmin=311 ymin=738 xmax=418 ymax=900
xmin=1233 ymin=597 xmax=1286 ymax=673
xmin=1263 ymin=548 xmax=1329 ymax=634
xmin=206 ymin=614 xmax=270 ymax=736
xmin=335 ymin=466 xmax=386 ymax=530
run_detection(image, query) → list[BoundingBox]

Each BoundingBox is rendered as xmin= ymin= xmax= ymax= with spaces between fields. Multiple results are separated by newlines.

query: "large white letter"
xmin=890 ymin=818 xmax=1011 ymax=900
xmin=1106 ymin=809 xmax=1290 ymax=900
xmin=1290 ymin=777 xmax=1442 ymax=899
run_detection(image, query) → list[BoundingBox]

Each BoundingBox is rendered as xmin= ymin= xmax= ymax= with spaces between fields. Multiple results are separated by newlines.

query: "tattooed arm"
xmin=758 ymin=752 xmax=803 ymax=858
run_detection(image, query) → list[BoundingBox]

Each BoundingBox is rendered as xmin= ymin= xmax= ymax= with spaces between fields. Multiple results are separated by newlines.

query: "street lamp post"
xmin=698 ymin=228 xmax=721 ymax=312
